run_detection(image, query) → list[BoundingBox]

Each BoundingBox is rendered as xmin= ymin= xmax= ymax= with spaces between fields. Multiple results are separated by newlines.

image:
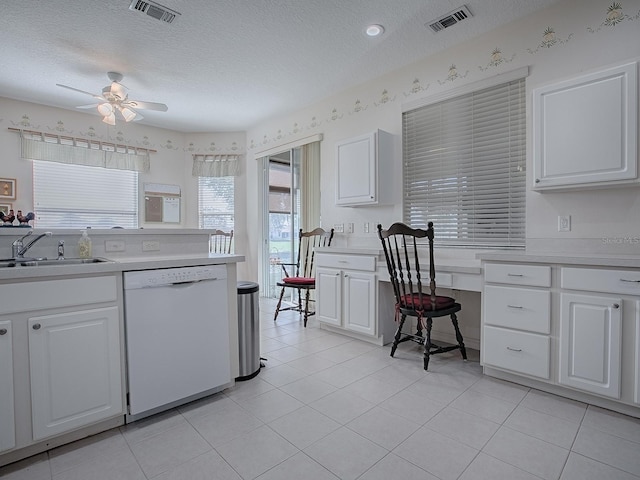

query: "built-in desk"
xmin=315 ymin=247 xmax=483 ymax=347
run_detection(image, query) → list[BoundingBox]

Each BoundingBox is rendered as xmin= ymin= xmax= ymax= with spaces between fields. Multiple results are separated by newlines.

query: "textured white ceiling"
xmin=0 ymin=0 xmax=560 ymax=132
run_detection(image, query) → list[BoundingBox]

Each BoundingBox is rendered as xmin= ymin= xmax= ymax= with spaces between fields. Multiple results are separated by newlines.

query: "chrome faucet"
xmin=57 ymin=240 xmax=65 ymax=260
xmin=12 ymin=231 xmax=53 ymax=259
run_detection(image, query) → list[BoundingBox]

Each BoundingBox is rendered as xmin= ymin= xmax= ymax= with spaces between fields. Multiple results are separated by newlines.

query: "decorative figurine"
xmin=1 ymin=209 xmax=15 ymax=226
xmin=17 ymin=211 xmax=35 ymax=226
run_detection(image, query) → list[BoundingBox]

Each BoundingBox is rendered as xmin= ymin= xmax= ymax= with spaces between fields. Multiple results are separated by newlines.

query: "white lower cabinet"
xmin=316 ymin=252 xmax=395 ymax=344
xmin=0 ymin=321 xmax=15 ymax=453
xmin=316 ymin=266 xmax=376 ymax=337
xmin=482 ymin=261 xmax=640 ymax=416
xmin=0 ymin=274 xmax=124 ymax=464
xmin=343 ymin=271 xmax=376 ymax=336
xmin=28 ymin=306 xmax=122 ymax=440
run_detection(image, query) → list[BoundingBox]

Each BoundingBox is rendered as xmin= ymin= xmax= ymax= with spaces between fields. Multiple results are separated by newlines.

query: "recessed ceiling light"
xmin=366 ymin=24 xmax=385 ymax=37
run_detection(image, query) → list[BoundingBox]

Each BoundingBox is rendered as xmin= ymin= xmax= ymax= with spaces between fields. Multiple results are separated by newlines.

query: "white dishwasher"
xmin=123 ymin=265 xmax=231 ymax=421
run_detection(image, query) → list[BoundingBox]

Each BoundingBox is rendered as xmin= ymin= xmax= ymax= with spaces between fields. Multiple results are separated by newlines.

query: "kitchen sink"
xmin=0 ymin=258 xmax=112 ymax=268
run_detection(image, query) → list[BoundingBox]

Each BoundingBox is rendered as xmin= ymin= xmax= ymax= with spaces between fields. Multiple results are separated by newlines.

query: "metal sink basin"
xmin=19 ymin=258 xmax=112 ymax=267
xmin=0 ymin=258 xmax=112 ymax=268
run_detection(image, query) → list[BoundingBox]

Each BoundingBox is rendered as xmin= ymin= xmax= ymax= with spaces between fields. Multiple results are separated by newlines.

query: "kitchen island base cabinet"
xmin=0 ymin=275 xmax=125 ymax=467
xmin=0 ymin=321 xmax=15 ymax=453
xmin=29 ymin=306 xmax=122 ymax=440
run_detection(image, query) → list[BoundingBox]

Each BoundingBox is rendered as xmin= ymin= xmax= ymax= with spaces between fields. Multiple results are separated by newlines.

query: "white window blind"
xmin=198 ymin=176 xmax=234 ymax=230
xmin=403 ymin=77 xmax=526 ymax=247
xmin=33 ymin=160 xmax=138 ymax=229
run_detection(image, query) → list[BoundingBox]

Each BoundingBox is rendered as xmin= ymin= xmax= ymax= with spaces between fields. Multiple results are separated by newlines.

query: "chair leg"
xmin=450 ymin=313 xmax=467 ymax=360
xmin=296 ymin=288 xmax=303 ymax=316
xmin=274 ymin=287 xmax=286 ymax=321
xmin=423 ymin=317 xmax=433 ymax=371
xmin=303 ymin=289 xmax=311 ymax=327
xmin=390 ymin=314 xmax=407 ymax=357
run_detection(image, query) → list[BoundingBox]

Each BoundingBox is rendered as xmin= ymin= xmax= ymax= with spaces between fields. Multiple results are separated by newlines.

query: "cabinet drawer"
xmin=315 ymin=253 xmax=376 ymax=271
xmin=561 ymin=267 xmax=640 ymax=296
xmin=484 ymin=263 xmax=551 ymax=287
xmin=483 ymin=285 xmax=550 ymax=334
xmin=483 ymin=326 xmax=550 ymax=379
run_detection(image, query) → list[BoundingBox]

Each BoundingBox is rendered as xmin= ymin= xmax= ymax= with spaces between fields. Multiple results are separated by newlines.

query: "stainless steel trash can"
xmin=236 ymin=281 xmax=261 ymax=381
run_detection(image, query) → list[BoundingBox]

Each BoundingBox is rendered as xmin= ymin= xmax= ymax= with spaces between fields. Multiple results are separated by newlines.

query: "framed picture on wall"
xmin=0 ymin=203 xmax=11 ymax=215
xmin=0 ymin=178 xmax=16 ymax=200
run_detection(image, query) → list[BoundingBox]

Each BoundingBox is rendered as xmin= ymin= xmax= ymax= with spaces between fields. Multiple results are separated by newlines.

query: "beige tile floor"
xmin=2 ymin=298 xmax=640 ymax=480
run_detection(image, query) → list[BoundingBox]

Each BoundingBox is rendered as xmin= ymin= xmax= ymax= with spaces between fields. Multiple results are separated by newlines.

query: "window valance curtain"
xmin=192 ymin=154 xmax=240 ymax=177
xmin=19 ymin=131 xmax=151 ymax=173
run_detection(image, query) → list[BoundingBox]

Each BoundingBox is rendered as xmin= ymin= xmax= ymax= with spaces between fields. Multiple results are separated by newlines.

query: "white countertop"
xmin=477 ymin=251 xmax=640 ymax=268
xmin=0 ymin=253 xmax=245 ymax=281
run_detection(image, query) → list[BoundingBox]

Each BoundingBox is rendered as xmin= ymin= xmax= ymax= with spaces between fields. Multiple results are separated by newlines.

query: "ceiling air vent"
xmin=427 ymin=5 xmax=473 ymax=33
xmin=129 ymin=0 xmax=181 ymax=24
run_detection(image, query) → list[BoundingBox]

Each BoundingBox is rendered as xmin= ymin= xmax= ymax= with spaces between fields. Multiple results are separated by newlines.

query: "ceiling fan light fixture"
xmin=97 ymin=102 xmax=113 ymax=116
xmin=102 ymin=112 xmax=116 ymax=126
xmin=120 ymin=106 xmax=137 ymax=122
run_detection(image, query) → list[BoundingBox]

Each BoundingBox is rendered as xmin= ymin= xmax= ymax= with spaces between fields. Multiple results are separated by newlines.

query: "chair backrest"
xmin=294 ymin=227 xmax=334 ymax=278
xmin=377 ymin=222 xmax=439 ymax=311
xmin=210 ymin=229 xmax=234 ymax=254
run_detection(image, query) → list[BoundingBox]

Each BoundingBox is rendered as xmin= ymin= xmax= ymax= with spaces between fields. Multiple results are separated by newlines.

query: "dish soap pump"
xmin=78 ymin=230 xmax=92 ymax=258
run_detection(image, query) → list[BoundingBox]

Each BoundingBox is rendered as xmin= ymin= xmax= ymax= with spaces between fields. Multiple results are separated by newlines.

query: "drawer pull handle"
xmin=506 ymin=346 xmax=522 ymax=352
xmin=0 ymin=328 xmax=6 ymax=336
xmin=507 ymin=305 xmax=523 ymax=309
xmin=32 ymin=323 xmax=41 ymax=330
xmin=507 ymin=273 xmax=524 ymax=277
xmin=613 ymin=303 xmax=620 ymax=309
xmin=620 ymin=279 xmax=640 ymax=283
xmin=338 ymin=260 xmax=348 ymax=263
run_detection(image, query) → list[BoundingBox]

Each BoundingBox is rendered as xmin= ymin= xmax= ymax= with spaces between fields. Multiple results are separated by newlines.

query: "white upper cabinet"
xmin=532 ymin=61 xmax=638 ymax=191
xmin=335 ymin=129 xmax=395 ymax=206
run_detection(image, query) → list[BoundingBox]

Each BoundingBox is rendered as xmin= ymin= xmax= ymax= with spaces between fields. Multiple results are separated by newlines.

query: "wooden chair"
xmin=273 ymin=227 xmax=334 ymax=327
xmin=377 ymin=222 xmax=466 ymax=370
xmin=210 ymin=229 xmax=233 ymax=254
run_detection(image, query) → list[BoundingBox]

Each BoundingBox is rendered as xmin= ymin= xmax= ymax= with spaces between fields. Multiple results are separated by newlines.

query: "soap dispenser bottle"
xmin=78 ymin=230 xmax=92 ymax=258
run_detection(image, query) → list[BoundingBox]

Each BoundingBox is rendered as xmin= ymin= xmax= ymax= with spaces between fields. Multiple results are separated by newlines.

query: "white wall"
xmin=244 ymin=0 xmax=640 ymax=282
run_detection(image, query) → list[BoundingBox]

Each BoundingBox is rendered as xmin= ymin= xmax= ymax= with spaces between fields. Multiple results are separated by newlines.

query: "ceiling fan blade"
xmin=56 ymin=84 xmax=104 ymax=100
xmin=124 ymin=100 xmax=168 ymax=112
xmin=76 ymin=103 xmax=99 ymax=109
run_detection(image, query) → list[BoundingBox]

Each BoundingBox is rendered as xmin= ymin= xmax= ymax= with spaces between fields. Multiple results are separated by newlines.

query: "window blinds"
xmin=198 ymin=176 xmax=235 ymax=230
xmin=402 ymin=77 xmax=526 ymax=247
xmin=33 ymin=160 xmax=138 ymax=229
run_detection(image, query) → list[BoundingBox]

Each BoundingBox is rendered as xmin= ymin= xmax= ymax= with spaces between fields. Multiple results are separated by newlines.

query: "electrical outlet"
xmin=364 ymin=222 xmax=370 ymax=233
xmin=105 ymin=240 xmax=125 ymax=252
xmin=347 ymin=222 xmax=354 ymax=233
xmin=558 ymin=215 xmax=571 ymax=232
xmin=334 ymin=223 xmax=344 ymax=233
xmin=142 ymin=240 xmax=160 ymax=251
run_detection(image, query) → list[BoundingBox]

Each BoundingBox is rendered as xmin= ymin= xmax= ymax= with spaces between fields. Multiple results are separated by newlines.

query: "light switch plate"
xmin=105 ymin=240 xmax=125 ymax=252
xmin=142 ymin=240 xmax=161 ymax=251
xmin=334 ymin=223 xmax=344 ymax=233
xmin=347 ymin=222 xmax=354 ymax=233
xmin=558 ymin=215 xmax=571 ymax=232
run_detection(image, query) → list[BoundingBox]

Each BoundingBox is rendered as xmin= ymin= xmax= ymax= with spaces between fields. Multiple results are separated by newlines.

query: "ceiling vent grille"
xmin=129 ymin=0 xmax=181 ymax=24
xmin=427 ymin=5 xmax=472 ymax=33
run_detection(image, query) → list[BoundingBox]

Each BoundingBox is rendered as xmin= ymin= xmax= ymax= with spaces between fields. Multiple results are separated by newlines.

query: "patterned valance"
xmin=192 ymin=154 xmax=240 ymax=177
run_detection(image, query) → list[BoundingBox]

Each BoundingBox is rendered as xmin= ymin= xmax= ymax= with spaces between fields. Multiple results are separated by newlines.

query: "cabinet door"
xmin=29 ymin=306 xmax=123 ymax=440
xmin=559 ymin=293 xmax=622 ymax=399
xmin=0 ymin=320 xmax=15 ymax=452
xmin=532 ymin=62 xmax=637 ymax=190
xmin=344 ymin=272 xmax=376 ymax=336
xmin=335 ymin=132 xmax=376 ymax=205
xmin=317 ymin=267 xmax=342 ymax=326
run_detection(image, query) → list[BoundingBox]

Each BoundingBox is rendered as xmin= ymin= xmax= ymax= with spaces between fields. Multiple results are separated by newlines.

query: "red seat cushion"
xmin=400 ymin=293 xmax=455 ymax=310
xmin=282 ymin=276 xmax=315 ymax=286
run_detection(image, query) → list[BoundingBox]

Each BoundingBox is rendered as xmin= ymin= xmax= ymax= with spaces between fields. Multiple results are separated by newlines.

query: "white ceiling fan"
xmin=56 ymin=71 xmax=168 ymax=125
